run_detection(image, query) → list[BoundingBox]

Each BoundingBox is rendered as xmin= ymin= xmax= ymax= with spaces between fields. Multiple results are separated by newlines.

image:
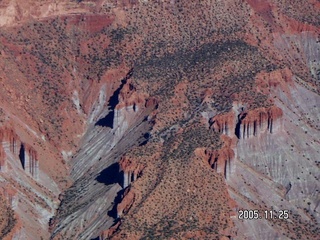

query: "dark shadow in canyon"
xmin=19 ymin=143 xmax=25 ymax=169
xmin=235 ymin=112 xmax=247 ymax=139
xmin=95 ymin=164 xmax=132 ymax=220
xmin=107 ymin=188 xmax=126 ymax=219
xmin=96 ymin=163 xmax=123 ymax=187
xmin=139 ymin=132 xmax=151 ymax=146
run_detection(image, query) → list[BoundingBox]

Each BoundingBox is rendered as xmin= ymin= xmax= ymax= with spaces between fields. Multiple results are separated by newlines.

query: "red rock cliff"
xmin=211 ymin=106 xmax=283 ymax=139
xmin=0 ymin=127 xmax=20 ymax=155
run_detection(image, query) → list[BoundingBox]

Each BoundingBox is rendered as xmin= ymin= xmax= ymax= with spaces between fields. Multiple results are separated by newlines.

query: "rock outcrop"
xmin=195 ymin=136 xmax=236 ymax=181
xmin=211 ymin=106 xmax=283 ymax=139
xmin=237 ymin=106 xmax=283 ymax=139
xmin=210 ymin=146 xmax=235 ymax=180
xmin=113 ymin=80 xmax=158 ymax=138
xmin=0 ymin=123 xmax=60 ymax=239
xmin=116 ymin=188 xmax=135 ymax=218
xmin=119 ymin=155 xmax=144 ymax=189
xmin=0 ymin=145 xmax=6 ymax=172
xmin=23 ymin=144 xmax=39 ymax=179
xmin=0 ymin=128 xmax=20 ymax=156
xmin=227 ymin=83 xmax=320 ymax=239
xmin=210 ymin=111 xmax=235 ymax=137
xmin=49 ymin=76 xmax=157 ymax=239
xmin=0 ymin=128 xmax=39 ymax=179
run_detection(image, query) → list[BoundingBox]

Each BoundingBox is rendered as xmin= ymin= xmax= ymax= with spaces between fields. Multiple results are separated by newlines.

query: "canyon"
xmin=0 ymin=0 xmax=319 ymax=239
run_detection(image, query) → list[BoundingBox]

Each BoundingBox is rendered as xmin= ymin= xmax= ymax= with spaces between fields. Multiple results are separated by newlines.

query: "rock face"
xmin=0 ymin=125 xmax=61 ymax=239
xmin=119 ymin=155 xmax=144 ymax=189
xmin=23 ymin=144 xmax=39 ymax=179
xmin=0 ymin=0 xmax=319 ymax=239
xmin=0 ymin=128 xmax=39 ymax=178
xmin=228 ymin=82 xmax=320 ymax=239
xmin=0 ymin=128 xmax=20 ymax=156
xmin=211 ymin=111 xmax=236 ymax=137
xmin=48 ymin=73 xmax=156 ymax=239
xmin=208 ymin=105 xmax=283 ymax=181
xmin=237 ymin=106 xmax=282 ymax=138
xmin=0 ymin=145 xmax=6 ymax=171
